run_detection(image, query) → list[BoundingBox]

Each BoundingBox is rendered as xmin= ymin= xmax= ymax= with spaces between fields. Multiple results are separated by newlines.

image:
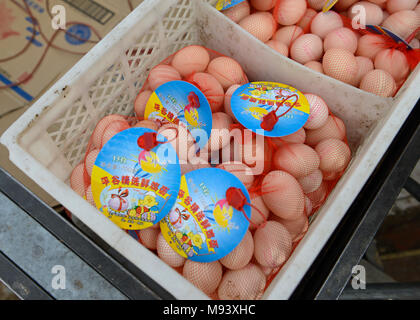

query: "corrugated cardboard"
xmin=0 ymin=0 xmax=143 ymax=206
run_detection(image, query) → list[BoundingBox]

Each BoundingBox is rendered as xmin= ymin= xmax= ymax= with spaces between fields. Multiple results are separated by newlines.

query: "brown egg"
xmin=273 ymin=143 xmax=320 ymax=178
xmin=253 ymin=221 xmax=293 ymax=267
xmin=218 ymin=263 xmax=266 ymax=300
xmin=220 ymin=230 xmax=254 ymax=270
xmin=239 ymin=12 xmax=277 ymax=43
xmin=207 ymin=57 xmax=248 ymax=90
xmin=262 ymin=170 xmax=305 ymax=219
xmin=171 ymin=45 xmax=210 ymax=77
xmin=183 ymin=260 xmax=223 ymax=295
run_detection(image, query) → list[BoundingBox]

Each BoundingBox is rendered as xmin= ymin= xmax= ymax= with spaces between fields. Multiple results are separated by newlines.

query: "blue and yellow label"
xmin=144 ymin=80 xmax=212 ymax=152
xmin=160 ymin=168 xmax=251 ymax=263
xmin=322 ymin=0 xmax=339 ymax=12
xmin=231 ymin=81 xmax=310 ymax=137
xmin=91 ymin=128 xmax=181 ymax=230
xmin=366 ymin=25 xmax=412 ymax=49
xmin=216 ymin=0 xmax=247 ymax=11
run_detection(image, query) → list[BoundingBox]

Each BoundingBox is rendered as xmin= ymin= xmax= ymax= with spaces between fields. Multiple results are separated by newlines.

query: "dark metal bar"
xmin=340 ymin=283 xmax=420 ymax=300
xmin=404 ymin=177 xmax=420 ymax=202
xmin=0 ymin=167 xmax=173 ymax=300
xmin=0 ymin=252 xmax=53 ymax=300
xmin=291 ymin=100 xmax=420 ymax=300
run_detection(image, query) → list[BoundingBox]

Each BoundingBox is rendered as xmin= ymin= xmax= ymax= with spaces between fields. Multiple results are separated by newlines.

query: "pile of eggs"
xmin=222 ymin=0 xmax=420 ymax=97
xmin=69 ymin=45 xmax=351 ymax=300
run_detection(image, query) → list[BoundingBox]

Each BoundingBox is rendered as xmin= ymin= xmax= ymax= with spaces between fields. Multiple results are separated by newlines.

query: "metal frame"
xmin=0 ymin=168 xmax=173 ymax=300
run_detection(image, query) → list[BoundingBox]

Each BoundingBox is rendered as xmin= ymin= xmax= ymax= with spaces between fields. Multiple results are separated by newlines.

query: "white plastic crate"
xmin=1 ymin=0 xmax=419 ymax=299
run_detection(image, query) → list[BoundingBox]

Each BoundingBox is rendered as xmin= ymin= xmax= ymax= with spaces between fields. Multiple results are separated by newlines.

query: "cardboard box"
xmin=0 ymin=0 xmax=143 ymax=116
xmin=0 ymin=0 xmax=142 ymax=206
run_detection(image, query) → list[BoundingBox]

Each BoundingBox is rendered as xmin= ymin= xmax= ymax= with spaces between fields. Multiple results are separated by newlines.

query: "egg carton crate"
xmin=1 ymin=0 xmax=419 ymax=300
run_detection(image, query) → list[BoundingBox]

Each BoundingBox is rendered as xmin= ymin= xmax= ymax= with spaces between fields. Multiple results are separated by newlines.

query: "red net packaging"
xmin=67 ymin=43 xmax=353 ymax=300
xmin=219 ymin=0 xmax=420 ymax=97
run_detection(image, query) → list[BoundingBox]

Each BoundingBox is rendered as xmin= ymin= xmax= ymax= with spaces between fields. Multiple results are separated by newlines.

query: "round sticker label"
xmin=91 ymin=127 xmax=181 ymax=230
xmin=144 ymin=80 xmax=213 ymax=152
xmin=160 ymin=168 xmax=251 ymax=263
xmin=231 ymin=81 xmax=310 ymax=137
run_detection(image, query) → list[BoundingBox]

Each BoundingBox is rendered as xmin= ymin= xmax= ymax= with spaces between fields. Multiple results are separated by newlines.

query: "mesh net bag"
xmin=67 ymin=42 xmax=353 ymax=300
xmin=183 ymin=260 xmax=223 ymax=296
xmin=218 ymin=263 xmax=267 ymax=300
xmin=222 ymin=0 xmax=420 ymax=97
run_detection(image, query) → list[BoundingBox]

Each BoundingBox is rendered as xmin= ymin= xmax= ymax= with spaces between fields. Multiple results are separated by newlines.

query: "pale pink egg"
xmin=271 ymin=128 xmax=306 ymax=145
xmin=354 ymin=56 xmax=375 ymax=86
xmin=242 ymin=135 xmax=272 ymax=173
xmin=290 ymin=34 xmax=324 ymax=64
xmin=250 ymin=0 xmax=276 ymax=11
xmin=304 ymin=60 xmax=324 ymax=73
xmin=305 ymin=115 xmax=347 ymax=146
xmin=308 ymin=0 xmax=328 ymax=11
xmin=220 ymin=230 xmax=254 ymax=270
xmin=271 ymin=213 xmax=309 ymax=243
xmin=359 ymin=69 xmax=397 ymax=97
xmin=382 ymin=10 xmax=420 ymax=39
xmin=248 ymin=194 xmax=270 ymax=230
xmin=133 ymin=119 xmax=159 ymax=131
xmin=315 ymin=138 xmax=351 ymax=173
xmin=348 ymin=1 xmax=384 ymax=26
xmin=206 ymin=112 xmax=233 ymax=152
xmin=85 ymin=149 xmax=100 ymax=177
xmin=356 ymin=34 xmax=387 ymax=60
xmin=134 ymin=90 xmax=152 ymax=119
xmin=266 ymin=40 xmax=289 ymax=56
xmin=323 ymin=27 xmax=359 ymax=54
xmin=138 ymin=228 xmax=160 ymax=250
xmin=275 ymin=0 xmax=307 ymax=25
xmin=148 ymin=65 xmax=182 ymax=91
xmin=298 ymin=8 xmax=318 ymax=30
xmin=334 ymin=0 xmax=358 ymax=11
xmin=239 ymin=12 xmax=277 ymax=43
xmin=262 ymin=170 xmax=305 ymax=219
xmin=100 ymin=120 xmax=130 ymax=148
xmin=303 ymin=93 xmax=329 ymax=130
xmin=387 ymin=0 xmax=418 ymax=14
xmin=217 ymin=161 xmax=255 ymax=189
xmin=297 ymin=169 xmax=323 ymax=194
xmin=253 ymin=221 xmax=293 ymax=267
xmin=374 ymin=49 xmax=410 ymax=82
xmin=218 ymin=264 xmax=266 ymax=300
xmin=156 ymin=233 xmax=186 ymax=267
xmin=171 ymin=45 xmax=210 ymax=77
xmin=85 ymin=185 xmax=95 ymax=206
xmin=311 ymin=11 xmax=344 ymax=39
xmin=304 ymin=196 xmax=313 ymax=216
xmin=70 ymin=163 xmax=86 ymax=197
xmin=220 ymin=140 xmax=243 ymax=163
xmin=410 ymin=38 xmax=420 ymax=48
xmin=183 ymin=260 xmax=223 ymax=295
xmin=323 ymin=48 xmax=358 ymax=85
xmin=273 ymin=26 xmax=304 ymax=47
xmin=306 ymin=181 xmax=328 ymax=208
xmin=223 ymin=0 xmax=251 ymax=23
xmin=273 ymin=143 xmax=320 ymax=178
xmin=158 ymin=123 xmax=195 ymax=161
xmin=224 ymin=84 xmax=241 ymax=119
xmin=186 ymin=72 xmax=224 ymax=112
xmin=207 ymin=56 xmax=247 ymax=90
xmin=91 ymin=114 xmax=127 ymax=149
